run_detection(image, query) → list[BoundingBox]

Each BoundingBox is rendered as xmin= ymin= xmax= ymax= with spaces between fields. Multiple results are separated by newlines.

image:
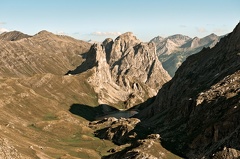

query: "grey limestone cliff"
xmin=68 ymin=32 xmax=171 ymax=108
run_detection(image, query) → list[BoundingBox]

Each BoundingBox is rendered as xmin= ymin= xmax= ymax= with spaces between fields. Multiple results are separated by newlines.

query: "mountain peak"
xmin=35 ymin=30 xmax=54 ymax=36
xmin=103 ymin=38 xmax=113 ymax=44
xmin=116 ymin=32 xmax=139 ymax=41
xmin=164 ymin=34 xmax=191 ymax=46
xmin=202 ymin=33 xmax=219 ymax=41
xmin=120 ymin=32 xmax=134 ymax=36
xmin=167 ymin=34 xmax=191 ymax=39
xmin=209 ymin=33 xmax=217 ymax=36
xmin=150 ymin=36 xmax=164 ymax=43
xmin=233 ymin=21 xmax=240 ymax=31
xmin=231 ymin=21 xmax=240 ymax=37
xmin=113 ymin=32 xmax=141 ymax=52
xmin=0 ymin=30 xmax=31 ymax=41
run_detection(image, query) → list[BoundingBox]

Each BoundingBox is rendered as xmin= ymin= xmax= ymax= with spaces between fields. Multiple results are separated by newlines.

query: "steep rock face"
xmin=0 ymin=30 xmax=91 ymax=77
xmin=68 ymin=32 xmax=171 ymax=108
xmin=138 ymin=23 xmax=240 ymax=158
xmin=109 ymin=32 xmax=170 ymax=90
xmin=151 ymin=33 xmax=221 ymax=77
xmin=87 ymin=43 xmax=127 ymax=106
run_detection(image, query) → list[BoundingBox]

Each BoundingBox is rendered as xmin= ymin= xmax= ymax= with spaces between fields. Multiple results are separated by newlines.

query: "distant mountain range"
xmin=151 ymin=33 xmax=222 ymax=76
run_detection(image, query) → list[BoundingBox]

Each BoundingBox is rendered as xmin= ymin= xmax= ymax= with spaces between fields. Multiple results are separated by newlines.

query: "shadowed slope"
xmin=69 ymin=104 xmax=118 ymax=121
xmin=137 ymin=22 xmax=240 ymax=158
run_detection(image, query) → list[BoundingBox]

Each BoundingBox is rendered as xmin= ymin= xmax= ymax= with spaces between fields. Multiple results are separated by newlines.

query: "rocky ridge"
xmin=94 ymin=23 xmax=240 ymax=159
xmin=151 ymin=33 xmax=222 ymax=76
xmin=136 ymin=22 xmax=240 ymax=158
xmin=68 ymin=32 xmax=171 ymax=108
xmin=0 ymin=31 xmax=111 ymax=158
xmin=0 ymin=30 xmax=31 ymax=41
xmin=0 ymin=30 xmax=91 ymax=77
xmin=90 ymin=117 xmax=180 ymax=159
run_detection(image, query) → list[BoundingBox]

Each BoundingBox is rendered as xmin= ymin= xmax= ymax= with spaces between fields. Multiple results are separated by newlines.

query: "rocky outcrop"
xmin=0 ymin=137 xmax=22 ymax=159
xmin=104 ymin=137 xmax=163 ymax=159
xmin=108 ymin=32 xmax=170 ymax=92
xmin=213 ymin=147 xmax=240 ymax=159
xmin=68 ymin=32 xmax=171 ymax=108
xmin=91 ymin=117 xmax=181 ymax=159
xmin=137 ymin=23 xmax=240 ymax=158
xmin=151 ymin=33 xmax=222 ymax=77
xmin=90 ymin=117 xmax=140 ymax=145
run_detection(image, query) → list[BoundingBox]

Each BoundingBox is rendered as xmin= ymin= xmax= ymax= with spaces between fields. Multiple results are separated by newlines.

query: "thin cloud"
xmin=73 ymin=32 xmax=81 ymax=35
xmin=0 ymin=22 xmax=6 ymax=25
xmin=55 ymin=31 xmax=66 ymax=35
xmin=212 ymin=28 xmax=228 ymax=34
xmin=91 ymin=31 xmax=121 ymax=36
xmin=206 ymin=23 xmax=215 ymax=26
xmin=196 ymin=27 xmax=208 ymax=33
xmin=0 ymin=28 xmax=9 ymax=33
xmin=179 ymin=25 xmax=187 ymax=28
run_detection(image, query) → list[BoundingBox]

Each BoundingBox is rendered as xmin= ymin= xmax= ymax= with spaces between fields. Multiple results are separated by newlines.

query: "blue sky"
xmin=0 ymin=0 xmax=239 ymax=41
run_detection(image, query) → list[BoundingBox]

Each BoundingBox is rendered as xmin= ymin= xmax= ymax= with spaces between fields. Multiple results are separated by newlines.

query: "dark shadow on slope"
xmin=129 ymin=96 xmax=156 ymax=112
xmin=147 ymin=60 xmax=156 ymax=80
xmin=69 ymin=104 xmax=118 ymax=121
xmin=102 ymin=142 xmax=140 ymax=159
xmin=65 ymin=45 xmax=96 ymax=75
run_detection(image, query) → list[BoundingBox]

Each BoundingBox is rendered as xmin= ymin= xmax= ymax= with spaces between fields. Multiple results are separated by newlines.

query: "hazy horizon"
xmin=0 ymin=0 xmax=239 ymax=42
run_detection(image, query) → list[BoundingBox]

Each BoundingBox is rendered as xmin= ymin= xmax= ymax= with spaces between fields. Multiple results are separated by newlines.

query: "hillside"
xmin=136 ymin=22 xmax=240 ymax=158
xmin=0 ymin=30 xmax=170 ymax=158
xmin=0 ymin=31 xmax=108 ymax=158
xmin=0 ymin=30 xmax=91 ymax=77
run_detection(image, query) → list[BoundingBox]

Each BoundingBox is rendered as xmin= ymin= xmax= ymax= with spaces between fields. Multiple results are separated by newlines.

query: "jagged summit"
xmin=67 ymin=32 xmax=170 ymax=108
xmin=150 ymin=36 xmax=164 ymax=43
xmin=151 ymin=33 xmax=221 ymax=77
xmin=117 ymin=32 xmax=134 ymax=37
xmin=208 ymin=33 xmax=218 ymax=37
xmin=113 ymin=32 xmax=141 ymax=51
xmin=166 ymin=34 xmax=191 ymax=45
xmin=103 ymin=38 xmax=113 ymax=43
xmin=115 ymin=32 xmax=137 ymax=42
